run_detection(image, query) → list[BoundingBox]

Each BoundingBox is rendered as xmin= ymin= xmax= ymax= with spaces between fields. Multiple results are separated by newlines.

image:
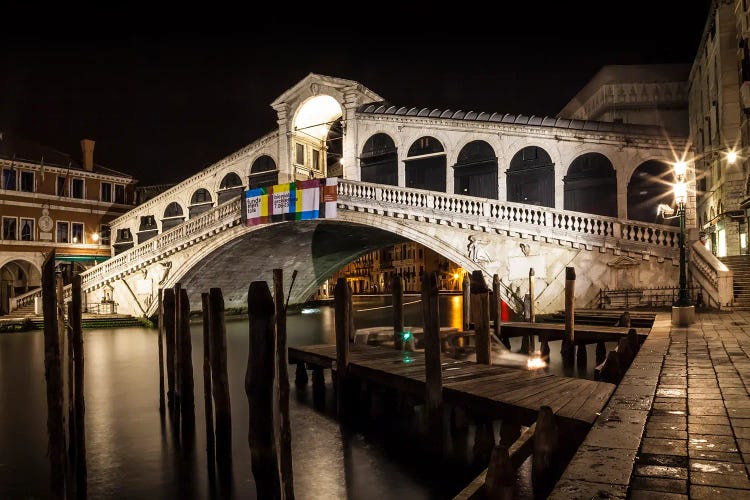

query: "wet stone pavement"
xmin=551 ymin=311 xmax=750 ymax=499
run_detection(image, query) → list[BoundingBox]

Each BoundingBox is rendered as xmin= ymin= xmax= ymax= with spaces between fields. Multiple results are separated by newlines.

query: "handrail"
xmin=689 ymin=240 xmax=733 ymax=309
xmin=80 ymin=196 xmax=243 ymax=290
xmin=336 ymin=180 xmax=681 ymax=251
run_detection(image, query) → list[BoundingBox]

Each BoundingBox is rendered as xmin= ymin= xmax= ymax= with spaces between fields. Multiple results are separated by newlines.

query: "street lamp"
xmin=672 ymin=166 xmax=691 ymax=308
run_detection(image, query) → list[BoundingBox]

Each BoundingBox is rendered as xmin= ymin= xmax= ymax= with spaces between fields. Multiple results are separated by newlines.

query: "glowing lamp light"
xmin=72 ymin=237 xmax=78 ymax=243
xmin=728 ymin=151 xmax=738 ymax=164
xmin=402 ymin=331 xmax=412 ymax=342
xmin=91 ymin=232 xmax=99 ymax=243
xmin=674 ymin=181 xmax=688 ymax=206
xmin=453 ymin=273 xmax=459 ymax=280
xmin=673 ymin=160 xmax=687 ymax=177
xmin=527 ymin=353 xmax=546 ymax=370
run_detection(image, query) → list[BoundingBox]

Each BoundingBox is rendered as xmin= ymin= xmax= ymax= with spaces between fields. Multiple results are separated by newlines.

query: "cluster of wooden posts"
xmin=40 ymin=250 xmax=87 ymax=499
xmin=594 ymin=315 xmax=641 ymax=384
xmin=156 ymin=269 xmax=296 ymax=500
xmin=295 ymin=271 xmax=563 ymax=499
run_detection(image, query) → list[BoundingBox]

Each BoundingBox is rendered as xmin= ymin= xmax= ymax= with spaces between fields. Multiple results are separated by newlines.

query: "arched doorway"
xmin=360 ymin=133 xmax=398 ymax=185
xmin=325 ymin=118 xmax=343 ymax=177
xmin=162 ymin=202 xmax=185 ymax=231
xmin=627 ymin=160 xmax=676 ymax=224
xmin=454 ymin=140 xmax=497 ymax=198
xmin=248 ymin=156 xmax=278 ymax=189
xmin=217 ymin=172 xmax=244 ymax=204
xmin=405 ymin=136 xmax=446 ymax=192
xmin=564 ymin=153 xmax=617 ymax=217
xmin=292 ymin=95 xmax=343 ymax=180
xmin=507 ymin=146 xmax=554 ymax=207
xmin=0 ymin=259 xmax=41 ymax=314
xmin=189 ymin=188 xmax=214 ymax=218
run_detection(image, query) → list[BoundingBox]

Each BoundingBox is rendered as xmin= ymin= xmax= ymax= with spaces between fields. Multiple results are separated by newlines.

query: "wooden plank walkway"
xmin=289 ymin=344 xmax=616 ymax=428
xmin=500 ymin=321 xmax=649 ymax=343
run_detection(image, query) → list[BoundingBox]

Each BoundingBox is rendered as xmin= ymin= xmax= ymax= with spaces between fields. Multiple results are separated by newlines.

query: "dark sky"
xmin=0 ymin=2 xmax=712 ymax=185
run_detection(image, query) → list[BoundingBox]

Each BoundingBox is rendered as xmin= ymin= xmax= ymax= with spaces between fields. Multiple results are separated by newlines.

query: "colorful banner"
xmin=243 ymin=177 xmax=337 ymax=226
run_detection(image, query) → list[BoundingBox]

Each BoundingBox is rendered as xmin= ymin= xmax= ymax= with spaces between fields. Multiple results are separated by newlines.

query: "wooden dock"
xmin=289 ymin=344 xmax=616 ymax=428
xmin=499 ymin=321 xmax=649 ymax=343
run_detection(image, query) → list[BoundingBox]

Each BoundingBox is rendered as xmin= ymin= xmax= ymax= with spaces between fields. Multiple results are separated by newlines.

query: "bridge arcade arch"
xmin=453 ymin=140 xmax=498 ymax=199
xmin=506 ymin=146 xmax=554 ymax=208
xmin=360 ymin=133 xmax=398 ymax=186
xmin=627 ymin=160 xmax=676 ymax=224
xmin=406 ymin=136 xmax=447 ymax=192
xmin=564 ymin=152 xmax=617 ymax=217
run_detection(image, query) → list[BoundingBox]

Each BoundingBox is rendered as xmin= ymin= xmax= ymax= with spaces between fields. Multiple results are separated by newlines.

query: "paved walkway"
xmin=551 ymin=311 xmax=750 ymax=499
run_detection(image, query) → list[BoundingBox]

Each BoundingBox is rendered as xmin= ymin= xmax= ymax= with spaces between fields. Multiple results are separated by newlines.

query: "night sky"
xmin=0 ymin=2 xmax=711 ymax=186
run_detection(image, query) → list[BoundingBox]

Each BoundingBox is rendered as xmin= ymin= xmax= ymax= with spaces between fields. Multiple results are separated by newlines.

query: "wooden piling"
xmin=598 ymin=351 xmax=621 ymax=383
xmin=627 ymin=328 xmax=639 ymax=354
xmin=158 ymin=287 xmax=165 ymax=413
xmin=201 ymin=293 xmax=215 ymax=471
xmin=312 ymin=367 xmax=326 ymax=409
xmin=422 ymin=272 xmax=443 ymax=455
xmin=473 ymin=420 xmax=495 ymax=468
xmin=528 ymin=268 xmax=536 ymax=353
xmin=42 ymin=251 xmax=66 ymax=497
xmin=392 ymin=275 xmax=404 ymax=350
xmin=174 ymin=283 xmax=183 ymax=421
xmin=532 ymin=406 xmax=558 ymax=489
xmin=179 ymin=288 xmax=195 ymax=419
xmin=484 ymin=445 xmax=515 ymax=500
xmin=163 ymin=288 xmax=176 ymax=410
xmin=576 ymin=343 xmax=587 ymax=369
xmin=617 ymin=337 xmax=633 ymax=374
xmin=71 ymin=274 xmax=86 ymax=497
xmin=334 ymin=278 xmax=351 ymax=420
xmin=294 ymin=363 xmax=308 ymax=389
xmin=208 ymin=288 xmax=232 ymax=459
xmin=462 ymin=273 xmax=470 ymax=331
xmin=561 ymin=267 xmax=576 ymax=365
xmin=246 ymin=281 xmax=281 ymax=500
xmin=540 ymin=339 xmax=550 ymax=361
xmin=273 ymin=270 xmax=294 ymax=500
xmin=595 ymin=341 xmax=606 ymax=364
xmin=470 ymin=271 xmax=491 ymax=365
xmin=66 ymin=301 xmax=75 ymax=471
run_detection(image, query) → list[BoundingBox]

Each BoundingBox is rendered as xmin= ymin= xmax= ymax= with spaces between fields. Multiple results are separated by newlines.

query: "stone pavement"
xmin=551 ymin=311 xmax=750 ymax=499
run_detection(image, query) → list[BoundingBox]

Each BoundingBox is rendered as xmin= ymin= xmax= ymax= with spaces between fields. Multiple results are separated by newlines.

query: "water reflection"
xmin=0 ymin=295 xmax=610 ymax=499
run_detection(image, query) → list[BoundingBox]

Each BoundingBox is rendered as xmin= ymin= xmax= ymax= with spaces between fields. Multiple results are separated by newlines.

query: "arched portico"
xmin=564 ymin=153 xmax=617 ymax=217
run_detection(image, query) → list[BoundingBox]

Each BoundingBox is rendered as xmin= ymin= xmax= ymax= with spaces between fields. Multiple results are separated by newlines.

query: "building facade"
xmin=0 ymin=134 xmax=137 ymax=312
xmin=690 ymin=0 xmax=747 ymax=256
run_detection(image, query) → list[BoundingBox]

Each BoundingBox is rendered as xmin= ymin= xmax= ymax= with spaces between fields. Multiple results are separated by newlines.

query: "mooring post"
xmin=528 ymin=268 xmax=536 ymax=353
xmin=485 ymin=445 xmax=515 ymax=500
xmin=71 ymin=274 xmax=87 ymax=497
xmin=179 ymin=288 xmax=195 ymax=425
xmin=595 ymin=341 xmax=606 ymax=364
xmin=532 ymin=405 xmax=558 ymax=490
xmin=392 ymin=275 xmax=404 ymax=350
xmin=246 ymin=281 xmax=281 ymax=500
xmin=273 ymin=270 xmax=294 ymax=500
xmin=627 ymin=328 xmax=639 ymax=354
xmin=294 ymin=362 xmax=308 ymax=389
xmin=617 ymin=337 xmax=633 ymax=375
xmin=540 ymin=338 xmax=550 ymax=361
xmin=462 ymin=273 xmax=471 ymax=331
xmin=473 ymin=419 xmax=495 ymax=468
xmin=471 ymin=271 xmax=491 ymax=365
xmin=561 ymin=267 xmax=576 ymax=366
xmin=174 ymin=283 xmax=183 ymax=421
xmin=422 ymin=272 xmax=443 ymax=456
xmin=66 ymin=301 xmax=75 ymax=476
xmin=208 ymin=288 xmax=232 ymax=460
xmin=163 ymin=288 xmax=176 ymax=411
xmin=201 ymin=293 xmax=216 ymax=475
xmin=42 ymin=251 xmax=65 ymax=497
xmin=158 ymin=287 xmax=165 ymax=413
xmin=334 ymin=278 xmax=351 ymax=421
xmin=576 ymin=343 xmax=587 ymax=369
xmin=491 ymin=274 xmax=501 ymax=335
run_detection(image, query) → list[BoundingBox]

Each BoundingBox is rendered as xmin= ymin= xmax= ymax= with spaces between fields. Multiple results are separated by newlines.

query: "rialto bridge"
xmin=10 ymin=74 xmax=734 ymax=316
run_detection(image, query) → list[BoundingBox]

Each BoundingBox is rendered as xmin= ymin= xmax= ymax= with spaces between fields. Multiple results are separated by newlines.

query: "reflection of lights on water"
xmin=403 ymin=356 xmax=412 ymax=364
xmin=301 ymin=308 xmax=320 ymax=315
xmin=526 ymin=352 xmax=546 ymax=369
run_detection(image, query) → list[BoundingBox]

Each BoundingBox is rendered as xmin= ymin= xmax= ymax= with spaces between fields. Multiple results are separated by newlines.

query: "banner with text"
xmin=243 ymin=177 xmax=338 ymax=226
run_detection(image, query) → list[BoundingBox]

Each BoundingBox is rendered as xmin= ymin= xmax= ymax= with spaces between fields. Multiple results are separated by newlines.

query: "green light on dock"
xmin=402 ymin=331 xmax=412 ymax=341
xmin=403 ymin=356 xmax=412 ymax=364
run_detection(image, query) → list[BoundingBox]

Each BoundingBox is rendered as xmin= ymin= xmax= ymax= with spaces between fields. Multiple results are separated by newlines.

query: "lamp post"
xmin=672 ymin=160 xmax=694 ymax=325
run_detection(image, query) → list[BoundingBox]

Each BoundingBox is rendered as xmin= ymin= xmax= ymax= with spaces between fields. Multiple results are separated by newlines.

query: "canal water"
xmin=0 ymin=296 xmax=614 ymax=499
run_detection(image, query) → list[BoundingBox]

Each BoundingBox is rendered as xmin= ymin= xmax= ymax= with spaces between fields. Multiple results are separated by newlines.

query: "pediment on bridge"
xmin=270 ymin=73 xmax=383 ymax=110
xmin=607 ymin=255 xmax=640 ymax=268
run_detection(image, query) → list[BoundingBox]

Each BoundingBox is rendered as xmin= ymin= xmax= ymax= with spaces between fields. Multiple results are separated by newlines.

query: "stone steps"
xmin=719 ymin=255 xmax=750 ymax=308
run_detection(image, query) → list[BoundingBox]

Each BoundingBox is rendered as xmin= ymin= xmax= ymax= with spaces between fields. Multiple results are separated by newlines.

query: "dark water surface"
xmin=0 ymin=296 xmax=613 ymax=499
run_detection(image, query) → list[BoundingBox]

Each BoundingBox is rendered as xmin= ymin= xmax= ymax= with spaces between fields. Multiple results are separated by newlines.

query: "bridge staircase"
xmin=719 ymin=255 xmax=750 ymax=310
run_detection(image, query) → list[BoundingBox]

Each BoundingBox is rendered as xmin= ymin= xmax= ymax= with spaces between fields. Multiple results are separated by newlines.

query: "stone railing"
xmin=10 ymin=288 xmax=41 ymax=311
xmin=689 ymin=240 xmax=733 ymax=309
xmin=79 ymin=197 xmax=243 ymax=291
xmin=338 ymin=180 xmax=681 ymax=255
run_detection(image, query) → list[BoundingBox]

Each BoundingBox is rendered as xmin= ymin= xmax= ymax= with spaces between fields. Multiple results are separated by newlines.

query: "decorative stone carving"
xmin=607 ymin=255 xmax=640 ymax=289
xmin=467 ymin=235 xmax=492 ymax=263
xmin=158 ymin=261 xmax=173 ymax=286
xmin=520 ymin=243 xmax=531 ymax=256
xmin=310 ymin=83 xmax=320 ymax=96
